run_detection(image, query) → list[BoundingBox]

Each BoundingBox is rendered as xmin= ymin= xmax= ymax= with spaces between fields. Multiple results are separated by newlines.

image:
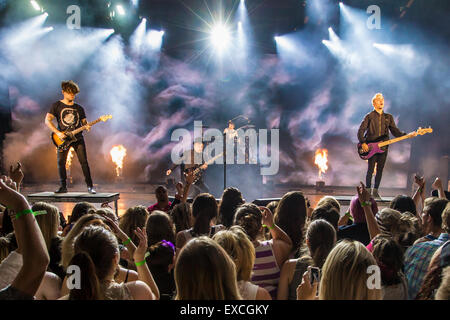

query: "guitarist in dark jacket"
xmin=166 ymin=140 xmax=209 ymax=197
xmin=357 ymin=93 xmax=412 ymax=199
xmin=45 ymin=80 xmax=95 ymax=194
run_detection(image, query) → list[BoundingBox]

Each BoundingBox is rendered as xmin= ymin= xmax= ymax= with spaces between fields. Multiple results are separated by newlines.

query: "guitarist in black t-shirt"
xmin=45 ymin=80 xmax=95 ymax=194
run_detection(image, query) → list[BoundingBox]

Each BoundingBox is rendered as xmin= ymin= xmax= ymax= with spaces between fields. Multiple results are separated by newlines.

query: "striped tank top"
xmin=251 ymin=240 xmax=280 ymax=299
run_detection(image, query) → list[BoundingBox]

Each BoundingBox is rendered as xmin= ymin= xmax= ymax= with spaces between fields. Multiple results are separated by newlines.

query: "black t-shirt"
xmin=49 ymin=101 xmax=86 ymax=138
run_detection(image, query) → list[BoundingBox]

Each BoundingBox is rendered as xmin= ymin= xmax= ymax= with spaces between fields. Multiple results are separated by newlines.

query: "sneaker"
xmin=372 ymin=188 xmax=381 ymax=199
xmin=87 ymin=187 xmax=96 ymax=194
xmin=55 ymin=186 xmax=68 ymax=193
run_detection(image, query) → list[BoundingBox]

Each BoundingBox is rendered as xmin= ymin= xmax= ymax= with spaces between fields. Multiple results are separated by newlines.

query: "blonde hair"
xmin=435 ymin=266 xmax=450 ymax=300
xmin=61 ymin=214 xmax=107 ymax=269
xmin=319 ymin=240 xmax=382 ymax=300
xmin=213 ymin=226 xmax=255 ymax=281
xmin=316 ymin=196 xmax=341 ymax=212
xmin=174 ymin=236 xmax=242 ymax=300
xmin=372 ymin=93 xmax=383 ymax=106
xmin=32 ymin=202 xmax=60 ymax=251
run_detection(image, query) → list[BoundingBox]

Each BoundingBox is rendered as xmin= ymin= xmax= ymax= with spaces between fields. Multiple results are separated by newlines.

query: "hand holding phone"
xmin=309 ymin=266 xmax=320 ymax=285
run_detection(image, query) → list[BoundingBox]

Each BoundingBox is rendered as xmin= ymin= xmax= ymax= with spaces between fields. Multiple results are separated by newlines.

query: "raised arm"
xmin=132 ymin=227 xmax=159 ymax=300
xmin=0 ymin=177 xmax=49 ymax=297
xmin=432 ymin=177 xmax=446 ymax=199
xmin=357 ymin=182 xmax=381 ymax=241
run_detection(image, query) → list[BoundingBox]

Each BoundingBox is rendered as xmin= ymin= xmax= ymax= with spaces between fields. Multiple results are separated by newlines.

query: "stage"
xmin=22 ymin=182 xmax=406 ymax=219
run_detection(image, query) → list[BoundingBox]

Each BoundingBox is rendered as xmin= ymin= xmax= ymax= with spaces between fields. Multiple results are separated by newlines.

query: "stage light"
xmin=30 ymin=1 xmax=41 ymax=11
xmin=210 ymin=24 xmax=231 ymax=51
xmin=116 ymin=5 xmax=126 ymax=16
xmin=238 ymin=21 xmax=242 ymax=30
xmin=328 ymin=27 xmax=339 ymax=42
xmin=147 ymin=30 xmax=164 ymax=50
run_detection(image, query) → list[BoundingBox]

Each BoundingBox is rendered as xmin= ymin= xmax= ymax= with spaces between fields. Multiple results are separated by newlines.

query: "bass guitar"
xmin=184 ymin=152 xmax=224 ymax=183
xmin=357 ymin=127 xmax=432 ymax=160
xmin=51 ymin=114 xmax=112 ymax=151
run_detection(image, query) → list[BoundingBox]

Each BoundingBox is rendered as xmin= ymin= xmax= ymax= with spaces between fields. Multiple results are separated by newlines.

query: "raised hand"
xmin=432 ymin=177 xmax=443 ymax=190
xmin=176 ymin=182 xmax=183 ymax=194
xmin=356 ymin=181 xmax=371 ymax=204
xmin=185 ymin=170 xmax=195 ymax=185
xmin=414 ymin=174 xmax=425 ymax=188
xmin=0 ymin=176 xmax=28 ymax=211
xmin=259 ymin=206 xmax=274 ymax=227
xmin=9 ymin=162 xmax=24 ymax=187
xmin=133 ymin=227 xmax=148 ymax=263
xmin=296 ymin=269 xmax=318 ymax=300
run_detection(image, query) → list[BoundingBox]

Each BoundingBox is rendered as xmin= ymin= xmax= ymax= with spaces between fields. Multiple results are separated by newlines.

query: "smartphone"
xmin=309 ymin=267 xmax=320 ymax=285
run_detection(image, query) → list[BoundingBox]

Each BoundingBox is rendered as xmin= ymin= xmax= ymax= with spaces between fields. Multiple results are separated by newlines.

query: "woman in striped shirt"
xmin=234 ymin=203 xmax=292 ymax=299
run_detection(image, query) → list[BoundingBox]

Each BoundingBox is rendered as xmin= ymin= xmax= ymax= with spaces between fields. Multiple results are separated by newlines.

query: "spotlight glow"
xmin=146 ymin=30 xmax=164 ymax=50
xmin=210 ymin=24 xmax=231 ymax=50
xmin=30 ymin=1 xmax=41 ymax=11
xmin=116 ymin=5 xmax=125 ymax=16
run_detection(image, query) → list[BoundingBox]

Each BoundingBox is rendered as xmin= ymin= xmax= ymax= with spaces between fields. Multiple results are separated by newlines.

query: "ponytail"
xmin=68 ymin=251 xmax=102 ymax=300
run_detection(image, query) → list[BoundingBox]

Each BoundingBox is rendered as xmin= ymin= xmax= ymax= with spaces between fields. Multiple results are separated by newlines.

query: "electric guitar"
xmin=357 ymin=127 xmax=433 ymax=160
xmin=51 ymin=115 xmax=112 ymax=151
xmin=184 ymin=152 xmax=224 ymax=183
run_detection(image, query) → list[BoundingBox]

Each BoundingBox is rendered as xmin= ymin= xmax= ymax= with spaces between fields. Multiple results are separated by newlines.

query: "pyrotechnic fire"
xmin=65 ymin=147 xmax=75 ymax=170
xmin=110 ymin=145 xmax=127 ymax=177
xmin=314 ymin=148 xmax=328 ymax=180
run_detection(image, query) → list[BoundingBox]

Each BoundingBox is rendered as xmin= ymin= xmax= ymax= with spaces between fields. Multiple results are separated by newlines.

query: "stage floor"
xmin=21 ymin=183 xmax=409 ymax=219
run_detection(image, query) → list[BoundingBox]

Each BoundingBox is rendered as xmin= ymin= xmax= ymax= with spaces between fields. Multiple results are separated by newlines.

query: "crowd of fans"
xmin=0 ymin=162 xmax=449 ymax=300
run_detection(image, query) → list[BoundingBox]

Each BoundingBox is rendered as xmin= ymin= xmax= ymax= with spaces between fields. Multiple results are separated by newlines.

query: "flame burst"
xmin=110 ymin=145 xmax=127 ymax=177
xmin=314 ymin=149 xmax=328 ymax=180
xmin=65 ymin=147 xmax=75 ymax=170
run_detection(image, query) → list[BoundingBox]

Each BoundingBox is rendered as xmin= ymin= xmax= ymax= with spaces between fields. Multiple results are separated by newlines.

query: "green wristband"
xmin=345 ymin=211 xmax=354 ymax=221
xmin=15 ymin=209 xmax=33 ymax=220
xmin=135 ymin=260 xmax=146 ymax=267
xmin=360 ymin=201 xmax=371 ymax=207
xmin=123 ymin=238 xmax=132 ymax=246
xmin=263 ymin=223 xmax=275 ymax=230
xmin=33 ymin=210 xmax=47 ymax=216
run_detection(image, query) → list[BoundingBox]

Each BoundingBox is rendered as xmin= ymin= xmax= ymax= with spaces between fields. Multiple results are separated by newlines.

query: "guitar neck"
xmin=378 ymin=133 xmax=414 ymax=147
xmin=70 ymin=118 xmax=102 ymax=135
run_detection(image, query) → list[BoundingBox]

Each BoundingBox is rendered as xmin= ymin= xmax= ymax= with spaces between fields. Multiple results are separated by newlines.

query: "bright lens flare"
xmin=110 ymin=145 xmax=127 ymax=177
xmin=210 ymin=24 xmax=231 ymax=50
xmin=314 ymin=149 xmax=328 ymax=180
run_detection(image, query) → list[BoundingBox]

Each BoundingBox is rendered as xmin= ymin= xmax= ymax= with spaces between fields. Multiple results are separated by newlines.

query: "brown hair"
xmin=441 ymin=202 xmax=450 ymax=233
xmin=174 ymin=236 xmax=241 ymax=300
xmin=68 ymin=226 xmax=119 ymax=300
xmin=233 ymin=203 xmax=262 ymax=241
xmin=274 ymin=191 xmax=307 ymax=253
xmin=145 ymin=210 xmax=175 ymax=246
xmin=170 ymin=203 xmax=192 ymax=234
xmin=119 ymin=205 xmax=148 ymax=245
xmin=424 ymin=197 xmax=449 ymax=228
xmin=311 ymin=206 xmax=340 ymax=231
xmin=218 ymin=187 xmax=244 ymax=228
xmin=191 ymin=193 xmax=219 ymax=236
xmin=306 ymin=219 xmax=336 ymax=268
xmin=61 ymin=80 xmax=80 ymax=94
xmin=371 ymin=236 xmax=404 ymax=286
xmin=61 ymin=214 xmax=108 ymax=269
